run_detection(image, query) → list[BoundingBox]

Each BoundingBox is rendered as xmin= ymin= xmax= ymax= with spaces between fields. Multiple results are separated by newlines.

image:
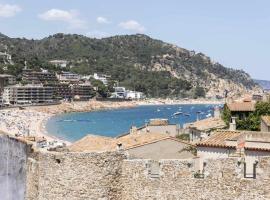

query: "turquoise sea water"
xmin=46 ymin=104 xmax=222 ymax=142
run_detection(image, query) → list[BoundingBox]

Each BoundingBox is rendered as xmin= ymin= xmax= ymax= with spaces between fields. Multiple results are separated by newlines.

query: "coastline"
xmin=0 ymin=98 xmax=224 ymax=145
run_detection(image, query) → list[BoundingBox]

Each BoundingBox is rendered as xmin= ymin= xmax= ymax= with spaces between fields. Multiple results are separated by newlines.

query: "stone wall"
xmin=120 ymin=158 xmax=270 ymax=200
xmin=26 ymin=151 xmax=126 ymax=200
xmin=2 ymin=132 xmax=270 ymax=200
xmin=0 ymin=134 xmax=29 ymax=200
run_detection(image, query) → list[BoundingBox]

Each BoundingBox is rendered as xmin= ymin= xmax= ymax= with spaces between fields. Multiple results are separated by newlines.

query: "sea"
xmin=46 ymin=104 xmax=223 ymax=142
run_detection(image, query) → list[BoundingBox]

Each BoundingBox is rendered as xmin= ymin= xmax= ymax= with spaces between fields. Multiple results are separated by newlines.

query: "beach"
xmin=0 ymin=100 xmax=138 ymax=145
xmin=0 ymin=98 xmax=223 ymax=146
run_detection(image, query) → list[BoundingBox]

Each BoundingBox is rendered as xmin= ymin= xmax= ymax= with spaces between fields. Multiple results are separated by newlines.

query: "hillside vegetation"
xmin=0 ymin=33 xmax=261 ymax=98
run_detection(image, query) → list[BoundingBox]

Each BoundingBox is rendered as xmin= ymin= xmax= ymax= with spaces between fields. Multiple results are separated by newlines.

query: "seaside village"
xmin=2 ymin=62 xmax=270 ymax=198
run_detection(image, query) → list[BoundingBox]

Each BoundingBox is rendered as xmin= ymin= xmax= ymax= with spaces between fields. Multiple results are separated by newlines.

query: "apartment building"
xmin=3 ymin=84 xmax=56 ymax=105
xmin=71 ymin=83 xmax=94 ymax=101
xmin=44 ymin=83 xmax=72 ymax=100
xmin=22 ymin=69 xmax=58 ymax=84
xmin=0 ymin=74 xmax=16 ymax=90
xmin=57 ymin=71 xmax=81 ymax=83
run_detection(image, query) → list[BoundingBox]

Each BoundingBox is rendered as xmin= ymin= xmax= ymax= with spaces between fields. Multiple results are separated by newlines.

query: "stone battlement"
xmin=1 ymin=135 xmax=270 ymax=199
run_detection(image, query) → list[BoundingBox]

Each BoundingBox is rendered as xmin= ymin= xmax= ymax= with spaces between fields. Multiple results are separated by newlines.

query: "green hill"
xmin=0 ymin=33 xmax=261 ymax=98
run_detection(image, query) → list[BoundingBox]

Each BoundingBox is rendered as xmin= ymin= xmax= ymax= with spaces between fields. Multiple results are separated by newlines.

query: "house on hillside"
xmin=69 ymin=132 xmax=195 ymax=160
xmin=225 ymin=100 xmax=255 ymax=120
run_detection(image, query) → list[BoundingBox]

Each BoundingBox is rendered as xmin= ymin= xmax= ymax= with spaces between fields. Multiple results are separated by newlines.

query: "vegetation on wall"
xmin=222 ymin=101 xmax=270 ymax=131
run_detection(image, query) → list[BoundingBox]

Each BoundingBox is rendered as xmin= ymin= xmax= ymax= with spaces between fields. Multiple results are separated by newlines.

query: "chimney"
xmin=214 ymin=106 xmax=221 ymax=118
xmin=230 ymin=117 xmax=237 ymax=131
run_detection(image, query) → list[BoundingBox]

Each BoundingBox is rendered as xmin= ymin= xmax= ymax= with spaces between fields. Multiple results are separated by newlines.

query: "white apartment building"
xmin=93 ymin=73 xmax=109 ymax=86
xmin=125 ymin=90 xmax=145 ymax=100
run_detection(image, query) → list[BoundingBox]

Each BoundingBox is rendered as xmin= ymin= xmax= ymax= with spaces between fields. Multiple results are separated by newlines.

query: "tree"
xmin=193 ymin=86 xmax=205 ymax=98
xmin=91 ymin=79 xmax=109 ymax=98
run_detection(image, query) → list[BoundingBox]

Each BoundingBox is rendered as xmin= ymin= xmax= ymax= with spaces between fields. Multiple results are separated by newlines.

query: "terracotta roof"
xmin=226 ymin=102 xmax=255 ymax=112
xmin=186 ymin=117 xmax=226 ymax=131
xmin=244 ymin=147 xmax=270 ymax=152
xmin=196 ymin=130 xmax=242 ymax=148
xmin=261 ymin=116 xmax=270 ymax=126
xmin=69 ymin=135 xmax=115 ymax=152
xmin=69 ymin=133 xmax=174 ymax=152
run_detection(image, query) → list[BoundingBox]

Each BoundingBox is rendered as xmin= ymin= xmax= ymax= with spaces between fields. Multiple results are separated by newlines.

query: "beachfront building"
xmin=44 ymin=82 xmax=72 ymax=100
xmin=225 ymin=100 xmax=255 ymax=120
xmin=69 ymin=132 xmax=195 ymax=160
xmin=2 ymin=84 xmax=57 ymax=105
xmin=0 ymin=74 xmax=16 ymax=90
xmin=110 ymin=87 xmax=145 ymax=100
xmin=71 ymin=83 xmax=94 ymax=101
xmin=125 ymin=90 xmax=145 ymax=100
xmin=57 ymin=71 xmax=81 ymax=83
xmin=261 ymin=116 xmax=270 ymax=132
xmin=22 ymin=69 xmax=58 ymax=84
xmin=111 ymin=87 xmax=126 ymax=98
xmin=49 ymin=60 xmax=68 ymax=68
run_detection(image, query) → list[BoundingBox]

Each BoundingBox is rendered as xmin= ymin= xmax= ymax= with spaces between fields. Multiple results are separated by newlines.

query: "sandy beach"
xmin=0 ymin=98 xmax=224 ymax=146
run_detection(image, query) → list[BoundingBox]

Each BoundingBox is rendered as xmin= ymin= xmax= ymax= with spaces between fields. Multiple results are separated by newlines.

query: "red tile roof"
xmin=196 ymin=130 xmax=242 ymax=148
xmin=227 ymin=102 xmax=255 ymax=112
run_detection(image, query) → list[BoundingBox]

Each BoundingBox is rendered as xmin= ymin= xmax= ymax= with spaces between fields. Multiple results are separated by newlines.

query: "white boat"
xmin=173 ymin=111 xmax=183 ymax=116
xmin=206 ymin=113 xmax=212 ymax=118
xmin=157 ymin=109 xmax=161 ymax=112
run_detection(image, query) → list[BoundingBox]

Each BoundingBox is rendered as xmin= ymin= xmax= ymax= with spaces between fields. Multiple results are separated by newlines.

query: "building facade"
xmin=22 ymin=69 xmax=58 ymax=84
xmin=3 ymin=84 xmax=57 ymax=105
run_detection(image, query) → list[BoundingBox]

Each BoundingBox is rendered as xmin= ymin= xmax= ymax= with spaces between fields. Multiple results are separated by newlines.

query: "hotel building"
xmin=3 ymin=84 xmax=56 ymax=105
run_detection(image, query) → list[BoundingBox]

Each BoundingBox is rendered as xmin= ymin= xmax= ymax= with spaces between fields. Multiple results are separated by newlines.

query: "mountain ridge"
xmin=0 ymin=33 xmax=262 ymax=98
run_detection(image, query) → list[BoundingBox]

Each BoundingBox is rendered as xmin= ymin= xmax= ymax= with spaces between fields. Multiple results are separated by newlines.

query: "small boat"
xmin=173 ymin=111 xmax=183 ymax=116
xmin=157 ymin=109 xmax=161 ymax=112
xmin=206 ymin=113 xmax=212 ymax=118
xmin=184 ymin=113 xmax=191 ymax=116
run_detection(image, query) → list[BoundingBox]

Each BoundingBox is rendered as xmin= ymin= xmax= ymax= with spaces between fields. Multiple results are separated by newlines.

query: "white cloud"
xmin=96 ymin=16 xmax=109 ymax=24
xmin=39 ymin=9 xmax=87 ymax=29
xmin=0 ymin=4 xmax=21 ymax=18
xmin=86 ymin=30 xmax=109 ymax=39
xmin=119 ymin=20 xmax=145 ymax=33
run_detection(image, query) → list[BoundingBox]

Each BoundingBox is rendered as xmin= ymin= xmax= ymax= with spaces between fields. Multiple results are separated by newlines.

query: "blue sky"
xmin=0 ymin=0 xmax=269 ymax=80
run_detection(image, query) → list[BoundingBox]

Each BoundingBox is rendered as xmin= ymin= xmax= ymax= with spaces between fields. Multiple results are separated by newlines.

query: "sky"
xmin=0 ymin=0 xmax=269 ymax=80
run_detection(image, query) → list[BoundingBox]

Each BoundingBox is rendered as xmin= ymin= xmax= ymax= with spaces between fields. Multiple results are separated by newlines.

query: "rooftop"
xmin=226 ymin=101 xmax=255 ymax=112
xmin=185 ymin=117 xmax=226 ymax=131
xmin=196 ymin=130 xmax=242 ymax=148
xmin=69 ymin=132 xmax=187 ymax=152
xmin=197 ymin=130 xmax=270 ymax=151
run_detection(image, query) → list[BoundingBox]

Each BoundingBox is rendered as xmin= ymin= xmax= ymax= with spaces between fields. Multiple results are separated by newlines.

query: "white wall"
xmin=197 ymin=147 xmax=236 ymax=159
